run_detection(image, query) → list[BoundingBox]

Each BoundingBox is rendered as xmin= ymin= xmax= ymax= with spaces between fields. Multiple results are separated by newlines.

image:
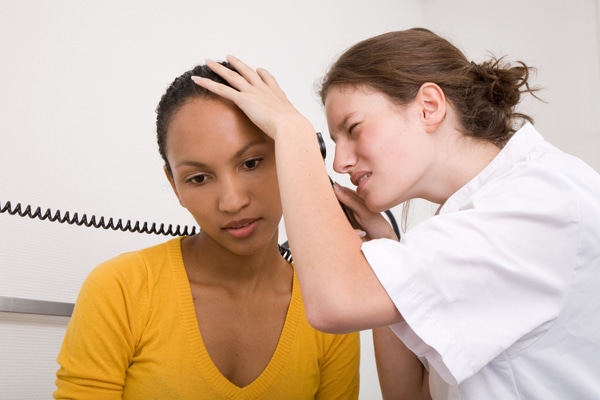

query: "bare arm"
xmin=333 ymin=190 xmax=429 ymax=399
xmin=373 ymin=326 xmax=431 ymax=400
xmin=193 ymin=56 xmax=401 ymax=333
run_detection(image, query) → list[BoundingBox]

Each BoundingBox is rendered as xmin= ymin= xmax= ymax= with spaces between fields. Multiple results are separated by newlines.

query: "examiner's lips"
xmin=351 ymin=172 xmax=371 ymax=192
xmin=223 ymin=218 xmax=259 ymax=239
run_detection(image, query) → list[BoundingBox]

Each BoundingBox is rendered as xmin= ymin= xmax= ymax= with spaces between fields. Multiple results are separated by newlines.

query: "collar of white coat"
xmin=439 ymin=123 xmax=543 ymax=215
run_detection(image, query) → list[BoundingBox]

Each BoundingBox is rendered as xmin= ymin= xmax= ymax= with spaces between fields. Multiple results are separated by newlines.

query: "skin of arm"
xmin=373 ymin=326 xmax=431 ymax=400
xmin=335 ymin=184 xmax=430 ymax=400
xmin=192 ymin=56 xmax=402 ymax=333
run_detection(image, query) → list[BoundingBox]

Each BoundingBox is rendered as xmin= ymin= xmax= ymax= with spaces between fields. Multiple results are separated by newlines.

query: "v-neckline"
xmin=167 ymin=237 xmax=302 ymax=398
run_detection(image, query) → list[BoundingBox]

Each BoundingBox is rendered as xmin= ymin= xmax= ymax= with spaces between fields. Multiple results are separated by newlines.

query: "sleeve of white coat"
xmin=361 ymin=165 xmax=579 ymax=384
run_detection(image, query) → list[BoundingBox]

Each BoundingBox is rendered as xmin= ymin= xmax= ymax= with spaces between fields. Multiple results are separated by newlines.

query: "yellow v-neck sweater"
xmin=54 ymin=237 xmax=360 ymax=399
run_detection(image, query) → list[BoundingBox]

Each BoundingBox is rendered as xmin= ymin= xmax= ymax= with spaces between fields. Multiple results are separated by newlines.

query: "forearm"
xmin=275 ymin=120 xmax=362 ymax=279
xmin=274 ymin=121 xmax=400 ymax=332
xmin=373 ymin=326 xmax=430 ymax=400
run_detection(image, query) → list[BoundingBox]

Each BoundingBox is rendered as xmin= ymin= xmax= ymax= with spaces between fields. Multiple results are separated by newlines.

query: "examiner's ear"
xmin=164 ymin=165 xmax=185 ymax=207
xmin=417 ymin=82 xmax=446 ymax=132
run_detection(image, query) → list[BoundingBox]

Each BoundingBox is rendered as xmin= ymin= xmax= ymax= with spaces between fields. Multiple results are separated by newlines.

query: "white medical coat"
xmin=363 ymin=123 xmax=600 ymax=399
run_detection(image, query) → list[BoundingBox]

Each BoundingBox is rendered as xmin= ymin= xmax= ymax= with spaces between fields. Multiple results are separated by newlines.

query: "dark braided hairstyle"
xmin=156 ymin=61 xmax=236 ymax=175
xmin=319 ymin=27 xmax=541 ymax=146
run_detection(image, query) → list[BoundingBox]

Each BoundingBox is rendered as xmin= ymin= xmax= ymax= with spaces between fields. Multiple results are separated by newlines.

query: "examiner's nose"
xmin=332 ymin=142 xmax=355 ymax=175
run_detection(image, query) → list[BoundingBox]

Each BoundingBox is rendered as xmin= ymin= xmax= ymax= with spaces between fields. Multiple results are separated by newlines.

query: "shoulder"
xmin=83 ymin=238 xmax=181 ymax=294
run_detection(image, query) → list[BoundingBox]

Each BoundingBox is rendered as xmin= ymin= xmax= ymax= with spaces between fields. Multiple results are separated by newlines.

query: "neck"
xmin=181 ymin=233 xmax=291 ymax=290
xmin=427 ymin=130 xmax=501 ymax=205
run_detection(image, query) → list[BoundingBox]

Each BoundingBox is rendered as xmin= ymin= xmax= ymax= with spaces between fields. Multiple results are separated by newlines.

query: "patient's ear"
xmin=417 ymin=82 xmax=446 ymax=132
xmin=164 ymin=165 xmax=184 ymax=207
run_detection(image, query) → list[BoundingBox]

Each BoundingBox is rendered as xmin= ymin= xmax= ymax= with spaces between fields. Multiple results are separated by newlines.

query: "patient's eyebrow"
xmin=173 ymin=138 xmax=267 ymax=169
xmin=174 ymin=160 xmax=207 ymax=169
xmin=234 ymin=138 xmax=267 ymax=158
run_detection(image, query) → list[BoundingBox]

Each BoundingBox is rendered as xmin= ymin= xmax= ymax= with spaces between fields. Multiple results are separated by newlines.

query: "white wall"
xmin=1 ymin=0 xmax=599 ymax=398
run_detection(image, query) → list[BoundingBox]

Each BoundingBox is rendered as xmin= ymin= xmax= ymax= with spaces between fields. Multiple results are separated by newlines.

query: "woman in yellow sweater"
xmin=53 ymin=62 xmax=360 ymax=399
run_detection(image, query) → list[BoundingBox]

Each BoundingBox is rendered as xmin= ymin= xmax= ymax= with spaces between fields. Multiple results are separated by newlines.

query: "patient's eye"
xmin=186 ymin=174 xmax=209 ymax=185
xmin=242 ymin=158 xmax=262 ymax=170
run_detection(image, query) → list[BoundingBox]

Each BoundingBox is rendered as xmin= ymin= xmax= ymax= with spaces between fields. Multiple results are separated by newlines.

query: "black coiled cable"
xmin=1 ymin=199 xmax=294 ymax=262
xmin=0 ymin=199 xmax=195 ymax=236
